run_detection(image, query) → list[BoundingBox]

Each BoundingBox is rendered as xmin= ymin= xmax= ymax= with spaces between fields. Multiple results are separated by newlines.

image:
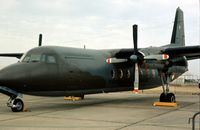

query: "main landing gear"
xmin=159 ymin=73 xmax=176 ymax=102
xmin=7 ymin=97 xmax=24 ymax=112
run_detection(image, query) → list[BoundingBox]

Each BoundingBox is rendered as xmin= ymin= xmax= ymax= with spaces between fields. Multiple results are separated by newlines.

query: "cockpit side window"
xmin=46 ymin=55 xmax=56 ymax=63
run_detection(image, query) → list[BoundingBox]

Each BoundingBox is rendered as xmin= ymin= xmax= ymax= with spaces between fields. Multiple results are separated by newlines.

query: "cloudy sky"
xmin=0 ymin=0 xmax=199 ymax=77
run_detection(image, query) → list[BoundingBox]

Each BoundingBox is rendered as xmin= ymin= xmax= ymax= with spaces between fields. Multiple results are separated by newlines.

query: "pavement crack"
xmin=115 ymin=102 xmax=196 ymax=130
xmin=36 ymin=115 xmax=129 ymax=125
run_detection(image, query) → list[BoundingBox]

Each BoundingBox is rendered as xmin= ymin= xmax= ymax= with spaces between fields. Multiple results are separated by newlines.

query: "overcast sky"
xmin=0 ymin=0 xmax=199 ymax=78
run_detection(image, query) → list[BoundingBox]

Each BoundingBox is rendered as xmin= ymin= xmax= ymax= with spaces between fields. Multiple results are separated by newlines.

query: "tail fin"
xmin=170 ymin=7 xmax=185 ymax=46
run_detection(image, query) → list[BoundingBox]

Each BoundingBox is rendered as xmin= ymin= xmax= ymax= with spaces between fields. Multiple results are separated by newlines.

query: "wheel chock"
xmin=23 ymin=103 xmax=30 ymax=112
xmin=23 ymin=108 xmax=29 ymax=112
xmin=153 ymin=102 xmax=177 ymax=107
xmin=64 ymin=96 xmax=82 ymax=101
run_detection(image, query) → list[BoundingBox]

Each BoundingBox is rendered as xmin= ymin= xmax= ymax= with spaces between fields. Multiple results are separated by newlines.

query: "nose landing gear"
xmin=0 ymin=86 xmax=24 ymax=112
xmin=7 ymin=98 xmax=24 ymax=112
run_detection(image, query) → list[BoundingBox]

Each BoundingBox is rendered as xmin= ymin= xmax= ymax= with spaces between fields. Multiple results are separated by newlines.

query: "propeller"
xmin=106 ymin=24 xmax=169 ymax=93
xmin=133 ymin=25 xmax=138 ymax=55
xmin=132 ymin=24 xmax=139 ymax=93
xmin=38 ymin=34 xmax=42 ymax=46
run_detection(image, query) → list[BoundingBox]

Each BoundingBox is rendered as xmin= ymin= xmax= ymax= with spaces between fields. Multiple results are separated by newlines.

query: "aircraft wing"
xmin=107 ymin=45 xmax=200 ymax=62
xmin=0 ymin=53 xmax=23 ymax=59
xmin=161 ymin=45 xmax=200 ymax=60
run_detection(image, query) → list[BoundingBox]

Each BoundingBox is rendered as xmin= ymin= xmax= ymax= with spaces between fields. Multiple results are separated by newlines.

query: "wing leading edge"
xmin=161 ymin=45 xmax=200 ymax=60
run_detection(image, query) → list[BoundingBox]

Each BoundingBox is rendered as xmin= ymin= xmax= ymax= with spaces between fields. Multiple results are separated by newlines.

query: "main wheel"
xmin=160 ymin=93 xmax=167 ymax=102
xmin=167 ymin=93 xmax=176 ymax=103
xmin=11 ymin=99 xmax=24 ymax=112
xmin=159 ymin=93 xmax=176 ymax=102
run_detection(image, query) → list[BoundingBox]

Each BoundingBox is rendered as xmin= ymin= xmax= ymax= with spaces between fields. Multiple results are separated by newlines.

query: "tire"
xmin=160 ymin=93 xmax=167 ymax=102
xmin=167 ymin=93 xmax=176 ymax=103
xmin=159 ymin=93 xmax=176 ymax=102
xmin=11 ymin=99 xmax=24 ymax=112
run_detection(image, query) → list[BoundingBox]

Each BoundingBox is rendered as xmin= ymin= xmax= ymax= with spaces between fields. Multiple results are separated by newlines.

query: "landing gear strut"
xmin=0 ymin=86 xmax=24 ymax=112
xmin=7 ymin=97 xmax=24 ymax=112
xmin=160 ymin=73 xmax=176 ymax=102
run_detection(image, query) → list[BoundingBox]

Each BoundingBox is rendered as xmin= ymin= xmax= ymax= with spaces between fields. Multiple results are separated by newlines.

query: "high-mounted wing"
xmin=0 ymin=53 xmax=23 ymax=59
xmin=0 ymin=34 xmax=43 ymax=59
xmin=161 ymin=45 xmax=200 ymax=60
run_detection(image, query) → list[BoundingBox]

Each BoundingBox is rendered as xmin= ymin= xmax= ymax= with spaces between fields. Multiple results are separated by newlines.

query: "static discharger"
xmin=64 ymin=96 xmax=82 ymax=101
xmin=153 ymin=102 xmax=177 ymax=107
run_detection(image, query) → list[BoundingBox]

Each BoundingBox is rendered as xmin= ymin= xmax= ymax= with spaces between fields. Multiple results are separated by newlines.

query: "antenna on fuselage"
xmin=38 ymin=34 xmax=42 ymax=46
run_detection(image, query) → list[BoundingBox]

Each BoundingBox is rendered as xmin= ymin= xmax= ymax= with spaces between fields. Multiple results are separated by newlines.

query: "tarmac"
xmin=0 ymin=85 xmax=200 ymax=130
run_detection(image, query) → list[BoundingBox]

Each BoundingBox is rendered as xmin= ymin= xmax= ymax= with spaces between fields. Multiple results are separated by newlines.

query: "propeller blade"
xmin=133 ymin=24 xmax=138 ymax=54
xmin=133 ymin=63 xmax=139 ymax=94
xmin=38 ymin=34 xmax=42 ymax=46
xmin=132 ymin=24 xmax=139 ymax=94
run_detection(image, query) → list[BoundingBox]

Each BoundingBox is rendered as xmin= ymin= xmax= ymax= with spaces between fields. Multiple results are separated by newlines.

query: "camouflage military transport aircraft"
xmin=0 ymin=7 xmax=200 ymax=112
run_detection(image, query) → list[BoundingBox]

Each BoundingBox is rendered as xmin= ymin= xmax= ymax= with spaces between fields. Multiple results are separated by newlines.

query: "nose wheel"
xmin=160 ymin=73 xmax=176 ymax=103
xmin=7 ymin=98 xmax=24 ymax=112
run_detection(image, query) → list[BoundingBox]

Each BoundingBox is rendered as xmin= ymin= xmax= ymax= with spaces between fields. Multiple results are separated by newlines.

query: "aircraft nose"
xmin=0 ymin=63 xmax=27 ymax=88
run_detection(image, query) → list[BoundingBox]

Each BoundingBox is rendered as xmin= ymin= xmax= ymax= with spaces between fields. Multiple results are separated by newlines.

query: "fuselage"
xmin=0 ymin=46 xmax=188 ymax=96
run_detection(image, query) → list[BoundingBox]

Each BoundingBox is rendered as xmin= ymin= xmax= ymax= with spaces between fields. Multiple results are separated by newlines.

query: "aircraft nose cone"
xmin=0 ymin=63 xmax=27 ymax=89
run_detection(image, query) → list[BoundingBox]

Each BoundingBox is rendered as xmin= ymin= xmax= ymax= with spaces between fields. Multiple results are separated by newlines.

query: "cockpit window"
xmin=29 ymin=55 xmax=41 ymax=62
xmin=21 ymin=54 xmax=57 ymax=64
xmin=22 ymin=55 xmax=30 ymax=62
xmin=22 ymin=54 xmax=41 ymax=63
xmin=46 ymin=55 xmax=56 ymax=63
